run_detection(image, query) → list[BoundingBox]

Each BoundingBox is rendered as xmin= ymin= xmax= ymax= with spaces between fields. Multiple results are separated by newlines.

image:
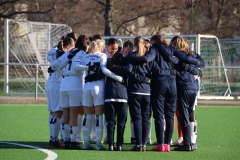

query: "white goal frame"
xmin=4 ymin=19 xmax=72 ymax=97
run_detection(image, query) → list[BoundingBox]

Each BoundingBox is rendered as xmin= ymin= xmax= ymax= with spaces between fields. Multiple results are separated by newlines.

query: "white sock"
xmin=95 ymin=115 xmax=103 ymax=145
xmin=49 ymin=115 xmax=53 ymax=141
xmin=90 ymin=115 xmax=96 ymax=140
xmin=192 ymin=120 xmax=197 ymax=143
xmin=61 ymin=123 xmax=70 ymax=142
xmin=52 ymin=117 xmax=61 ymax=142
xmin=76 ymin=114 xmax=83 ymax=142
xmin=104 ymin=115 xmax=108 ymax=140
xmin=82 ymin=114 xmax=93 ymax=145
xmin=190 ymin=121 xmax=195 ymax=143
xmin=70 ymin=126 xmax=78 ymax=142
xmin=164 ymin=118 xmax=166 ymax=131
xmin=130 ymin=122 xmax=135 ymax=138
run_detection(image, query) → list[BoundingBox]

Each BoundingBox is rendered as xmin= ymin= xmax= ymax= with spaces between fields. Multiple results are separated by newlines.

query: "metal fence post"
xmin=35 ymin=64 xmax=39 ymax=99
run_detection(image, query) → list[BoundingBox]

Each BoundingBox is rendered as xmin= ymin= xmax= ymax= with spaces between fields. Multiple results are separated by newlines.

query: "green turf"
xmin=0 ymin=105 xmax=240 ymax=160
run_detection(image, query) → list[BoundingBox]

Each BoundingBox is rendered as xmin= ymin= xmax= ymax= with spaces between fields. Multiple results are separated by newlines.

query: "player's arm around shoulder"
xmin=74 ymin=52 xmax=89 ymax=71
xmin=51 ymin=52 xmax=69 ymax=70
xmin=101 ymin=53 xmax=123 ymax=83
xmin=47 ymin=47 xmax=57 ymax=56
xmin=194 ymin=53 xmax=205 ymax=68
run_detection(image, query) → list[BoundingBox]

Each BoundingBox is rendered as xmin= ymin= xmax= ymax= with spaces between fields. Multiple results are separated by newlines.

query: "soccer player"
xmin=74 ymin=39 xmax=111 ymax=150
xmin=102 ymin=38 xmax=119 ymax=144
xmin=117 ymin=40 xmax=137 ymax=144
xmin=51 ymin=35 xmax=88 ymax=149
xmin=46 ymin=37 xmax=75 ymax=148
xmin=104 ymin=52 xmax=131 ymax=151
xmin=172 ymin=37 xmax=204 ymax=151
xmin=127 ymin=36 xmax=152 ymax=152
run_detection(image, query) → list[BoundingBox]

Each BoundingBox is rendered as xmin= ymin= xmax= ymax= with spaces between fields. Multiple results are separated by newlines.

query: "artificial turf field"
xmin=0 ymin=104 xmax=240 ymax=160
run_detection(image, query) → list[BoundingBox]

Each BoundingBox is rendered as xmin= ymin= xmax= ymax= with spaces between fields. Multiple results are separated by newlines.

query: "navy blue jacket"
xmin=128 ymin=51 xmax=172 ymax=93
xmin=104 ymin=59 xmax=132 ymax=100
xmin=121 ymin=43 xmax=177 ymax=80
xmin=121 ymin=42 xmax=200 ymax=68
xmin=175 ymin=52 xmax=205 ymax=91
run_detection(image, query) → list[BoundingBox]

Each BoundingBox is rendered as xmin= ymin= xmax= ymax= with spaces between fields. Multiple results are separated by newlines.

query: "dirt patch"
xmin=0 ymin=96 xmax=240 ymax=106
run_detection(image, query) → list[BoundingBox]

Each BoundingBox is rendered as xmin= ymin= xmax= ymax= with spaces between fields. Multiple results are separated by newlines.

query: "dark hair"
xmin=144 ymin=38 xmax=150 ymax=43
xmin=60 ymin=36 xmax=66 ymax=41
xmin=57 ymin=37 xmax=74 ymax=58
xmin=144 ymin=38 xmax=151 ymax=50
xmin=57 ymin=37 xmax=74 ymax=50
xmin=150 ymin=34 xmax=168 ymax=46
xmin=66 ymin=32 xmax=78 ymax=42
xmin=89 ymin=34 xmax=103 ymax=41
xmin=123 ymin=40 xmax=133 ymax=49
xmin=170 ymin=36 xmax=180 ymax=46
xmin=75 ymin=35 xmax=89 ymax=52
xmin=107 ymin=38 xmax=118 ymax=46
xmin=111 ymin=52 xmax=123 ymax=65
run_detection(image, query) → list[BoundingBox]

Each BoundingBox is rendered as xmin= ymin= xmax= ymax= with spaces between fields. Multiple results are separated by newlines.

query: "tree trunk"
xmin=104 ymin=0 xmax=114 ymax=36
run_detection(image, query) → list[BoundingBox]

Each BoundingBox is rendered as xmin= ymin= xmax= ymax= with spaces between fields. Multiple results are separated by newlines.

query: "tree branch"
xmin=0 ymin=0 xmax=20 ymax=7
xmin=95 ymin=0 xmax=105 ymax=6
xmin=121 ymin=26 xmax=135 ymax=35
xmin=114 ymin=7 xmax=176 ymax=35
xmin=0 ymin=7 xmax=55 ymax=18
xmin=0 ymin=0 xmax=57 ymax=18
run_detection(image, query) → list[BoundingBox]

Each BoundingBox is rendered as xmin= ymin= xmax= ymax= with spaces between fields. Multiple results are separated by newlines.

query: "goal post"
xmin=4 ymin=19 xmax=72 ymax=96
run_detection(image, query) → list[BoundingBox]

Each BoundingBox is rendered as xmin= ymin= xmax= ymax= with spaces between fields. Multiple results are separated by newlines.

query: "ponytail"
xmin=57 ymin=40 xmax=64 ymax=51
xmin=134 ymin=36 xmax=146 ymax=57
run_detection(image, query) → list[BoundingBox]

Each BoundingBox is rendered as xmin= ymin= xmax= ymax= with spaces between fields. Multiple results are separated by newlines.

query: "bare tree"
xmin=173 ymin=0 xmax=240 ymax=38
xmin=92 ymin=0 xmax=176 ymax=36
xmin=0 ymin=0 xmax=56 ymax=18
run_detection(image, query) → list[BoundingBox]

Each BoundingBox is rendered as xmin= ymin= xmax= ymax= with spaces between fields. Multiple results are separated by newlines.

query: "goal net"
xmin=4 ymin=19 xmax=72 ymax=95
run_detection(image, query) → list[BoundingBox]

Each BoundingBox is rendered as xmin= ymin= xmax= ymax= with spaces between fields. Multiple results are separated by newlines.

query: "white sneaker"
xmin=171 ymin=137 xmax=183 ymax=146
xmin=76 ymin=137 xmax=84 ymax=144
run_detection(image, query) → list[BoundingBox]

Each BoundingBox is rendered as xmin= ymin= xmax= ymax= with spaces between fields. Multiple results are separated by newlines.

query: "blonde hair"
xmin=175 ymin=37 xmax=194 ymax=55
xmin=174 ymin=37 xmax=188 ymax=53
xmin=90 ymin=39 xmax=105 ymax=53
xmin=134 ymin=36 xmax=147 ymax=57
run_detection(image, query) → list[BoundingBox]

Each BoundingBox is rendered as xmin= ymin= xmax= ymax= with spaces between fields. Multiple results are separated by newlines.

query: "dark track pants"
xmin=151 ymin=78 xmax=177 ymax=145
xmin=104 ymin=102 xmax=127 ymax=146
xmin=177 ymin=89 xmax=197 ymax=146
xmin=128 ymin=93 xmax=151 ymax=146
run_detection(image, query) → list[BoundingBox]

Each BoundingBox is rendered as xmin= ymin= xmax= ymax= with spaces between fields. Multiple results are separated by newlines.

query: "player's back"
xmin=82 ymin=52 xmax=106 ymax=90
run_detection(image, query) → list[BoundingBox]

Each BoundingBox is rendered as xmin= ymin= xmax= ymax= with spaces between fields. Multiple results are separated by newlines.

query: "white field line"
xmin=0 ymin=142 xmax=58 ymax=160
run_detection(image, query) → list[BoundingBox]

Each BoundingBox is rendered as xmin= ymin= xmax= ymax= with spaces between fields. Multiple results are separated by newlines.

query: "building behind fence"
xmin=0 ymin=19 xmax=239 ymax=98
